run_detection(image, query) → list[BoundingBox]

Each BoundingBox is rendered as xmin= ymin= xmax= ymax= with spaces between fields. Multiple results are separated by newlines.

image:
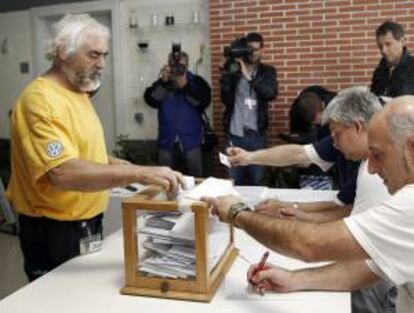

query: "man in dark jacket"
xmin=220 ymin=32 xmax=278 ymax=186
xmin=371 ymin=21 xmax=414 ymax=98
xmin=144 ymin=51 xmax=211 ymax=177
xmin=285 ymin=85 xmax=337 ymax=144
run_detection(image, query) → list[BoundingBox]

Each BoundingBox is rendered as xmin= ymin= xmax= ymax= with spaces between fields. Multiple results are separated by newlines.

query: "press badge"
xmin=79 ymin=221 xmax=102 ymax=255
xmin=244 ymin=98 xmax=257 ymax=109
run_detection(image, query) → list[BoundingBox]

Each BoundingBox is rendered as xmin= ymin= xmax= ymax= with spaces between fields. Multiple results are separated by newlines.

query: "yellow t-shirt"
xmin=6 ymin=76 xmax=109 ymax=220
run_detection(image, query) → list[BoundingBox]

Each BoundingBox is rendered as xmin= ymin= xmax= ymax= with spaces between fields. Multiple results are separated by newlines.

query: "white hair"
xmin=387 ymin=109 xmax=414 ymax=148
xmin=321 ymin=86 xmax=382 ymax=126
xmin=45 ymin=14 xmax=110 ymax=60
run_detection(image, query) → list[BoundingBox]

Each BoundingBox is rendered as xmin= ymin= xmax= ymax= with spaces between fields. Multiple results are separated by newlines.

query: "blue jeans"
xmin=159 ymin=145 xmax=203 ymax=177
xmin=228 ymin=131 xmax=267 ymax=186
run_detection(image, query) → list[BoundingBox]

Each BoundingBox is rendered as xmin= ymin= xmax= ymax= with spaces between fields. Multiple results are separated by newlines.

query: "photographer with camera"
xmin=220 ymin=32 xmax=278 ymax=186
xmin=144 ymin=45 xmax=211 ymax=177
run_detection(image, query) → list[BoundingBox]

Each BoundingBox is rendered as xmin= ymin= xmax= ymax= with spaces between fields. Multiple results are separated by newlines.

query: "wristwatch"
xmin=228 ymin=202 xmax=252 ymax=226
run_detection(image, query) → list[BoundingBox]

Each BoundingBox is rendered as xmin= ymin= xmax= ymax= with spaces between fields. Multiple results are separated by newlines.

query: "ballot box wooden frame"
xmin=120 ymin=186 xmax=238 ymax=302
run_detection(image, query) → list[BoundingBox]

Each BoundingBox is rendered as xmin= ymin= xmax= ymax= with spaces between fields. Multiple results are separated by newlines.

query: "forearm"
xmin=143 ymin=81 xmax=168 ymax=108
xmin=183 ymin=79 xmax=211 ymax=110
xmin=298 ymin=205 xmax=352 ymax=223
xmin=108 ymin=156 xmax=130 ymax=165
xmin=235 ymin=211 xmax=368 ymax=262
xmin=293 ymin=261 xmax=380 ymax=291
xmin=184 ymin=87 xmax=209 ymax=109
xmin=220 ymin=74 xmax=237 ymax=106
xmin=249 ymin=144 xmax=312 ymax=167
xmin=250 ymin=70 xmax=277 ymax=101
xmin=296 ymin=201 xmax=341 ymax=213
xmin=48 ymin=159 xmax=142 ymax=192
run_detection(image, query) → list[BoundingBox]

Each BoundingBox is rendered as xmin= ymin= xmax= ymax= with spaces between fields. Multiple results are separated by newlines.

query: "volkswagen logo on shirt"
xmin=46 ymin=141 xmax=64 ymax=158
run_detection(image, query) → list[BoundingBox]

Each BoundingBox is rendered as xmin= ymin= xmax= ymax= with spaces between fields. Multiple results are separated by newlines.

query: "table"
xmin=104 ymin=186 xmax=339 ymax=237
xmin=0 ymin=188 xmax=349 ymax=313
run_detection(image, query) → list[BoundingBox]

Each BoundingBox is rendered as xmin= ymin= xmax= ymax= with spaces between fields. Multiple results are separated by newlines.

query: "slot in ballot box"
xmin=120 ymin=185 xmax=238 ymax=302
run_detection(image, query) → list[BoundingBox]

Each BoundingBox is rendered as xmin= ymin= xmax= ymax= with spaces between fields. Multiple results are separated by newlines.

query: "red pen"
xmin=249 ymin=251 xmax=270 ymax=285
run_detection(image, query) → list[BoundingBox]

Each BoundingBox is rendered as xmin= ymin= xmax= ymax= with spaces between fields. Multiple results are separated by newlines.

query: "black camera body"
xmin=169 ymin=43 xmax=186 ymax=76
xmin=222 ymin=37 xmax=254 ymax=74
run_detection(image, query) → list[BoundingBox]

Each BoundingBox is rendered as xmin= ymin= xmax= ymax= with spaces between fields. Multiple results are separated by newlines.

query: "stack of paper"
xmin=138 ymin=212 xmax=229 ymax=279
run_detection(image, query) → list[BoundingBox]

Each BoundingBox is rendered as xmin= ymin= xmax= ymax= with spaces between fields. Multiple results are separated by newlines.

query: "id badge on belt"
xmin=244 ymin=98 xmax=257 ymax=109
xmin=79 ymin=221 xmax=102 ymax=255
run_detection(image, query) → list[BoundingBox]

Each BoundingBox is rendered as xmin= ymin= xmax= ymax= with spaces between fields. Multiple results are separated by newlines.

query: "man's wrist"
xmin=233 ymin=207 xmax=253 ymax=228
xmin=228 ymin=202 xmax=252 ymax=226
xmin=247 ymin=151 xmax=257 ymax=165
xmin=133 ymin=165 xmax=146 ymax=183
xmin=293 ymin=269 xmax=314 ymax=291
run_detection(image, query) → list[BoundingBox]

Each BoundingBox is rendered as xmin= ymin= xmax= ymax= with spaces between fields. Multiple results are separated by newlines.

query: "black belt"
xmin=243 ymin=127 xmax=259 ymax=135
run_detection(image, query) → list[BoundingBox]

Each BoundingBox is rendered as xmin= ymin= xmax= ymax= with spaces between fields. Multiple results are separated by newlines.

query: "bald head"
xmin=371 ymin=96 xmax=414 ymax=147
xmin=382 ymin=95 xmax=414 ymax=115
xmin=367 ymin=96 xmax=414 ymax=194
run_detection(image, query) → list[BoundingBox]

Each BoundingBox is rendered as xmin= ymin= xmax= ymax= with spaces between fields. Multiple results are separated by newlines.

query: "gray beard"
xmin=61 ymin=65 xmax=102 ymax=93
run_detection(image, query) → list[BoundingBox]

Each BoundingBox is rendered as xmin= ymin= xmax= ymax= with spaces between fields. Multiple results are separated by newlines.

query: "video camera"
xmin=222 ymin=37 xmax=254 ymax=73
xmin=169 ymin=43 xmax=186 ymax=76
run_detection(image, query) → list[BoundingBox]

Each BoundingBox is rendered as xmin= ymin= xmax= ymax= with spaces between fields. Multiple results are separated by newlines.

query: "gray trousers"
xmin=352 ymin=280 xmax=397 ymax=313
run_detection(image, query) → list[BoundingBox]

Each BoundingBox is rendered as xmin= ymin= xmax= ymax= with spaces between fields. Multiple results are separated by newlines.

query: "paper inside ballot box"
xmin=122 ymin=177 xmax=238 ymax=280
xmin=138 ymin=211 xmax=230 ymax=279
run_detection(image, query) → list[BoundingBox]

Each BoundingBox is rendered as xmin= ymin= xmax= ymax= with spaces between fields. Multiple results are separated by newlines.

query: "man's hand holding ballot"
xmin=226 ymin=147 xmax=254 ymax=166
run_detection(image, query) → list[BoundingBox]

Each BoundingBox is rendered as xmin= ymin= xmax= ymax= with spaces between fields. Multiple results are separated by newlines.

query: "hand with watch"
xmin=202 ymin=195 xmax=252 ymax=226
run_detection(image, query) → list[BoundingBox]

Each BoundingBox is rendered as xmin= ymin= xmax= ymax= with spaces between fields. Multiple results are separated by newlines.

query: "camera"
xmin=169 ymin=43 xmax=186 ymax=76
xmin=222 ymin=37 xmax=254 ymax=73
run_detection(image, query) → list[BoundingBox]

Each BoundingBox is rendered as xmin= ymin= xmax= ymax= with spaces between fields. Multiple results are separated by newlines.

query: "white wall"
xmin=118 ymin=0 xmax=210 ymax=139
xmin=0 ymin=11 xmax=33 ymax=138
xmin=0 ymin=0 xmax=210 ymax=141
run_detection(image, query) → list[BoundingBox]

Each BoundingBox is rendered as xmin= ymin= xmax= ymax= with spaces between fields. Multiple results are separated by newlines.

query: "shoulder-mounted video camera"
xmin=222 ymin=37 xmax=254 ymax=74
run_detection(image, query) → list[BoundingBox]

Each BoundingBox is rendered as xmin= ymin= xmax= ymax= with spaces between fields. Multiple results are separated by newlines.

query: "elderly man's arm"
xmin=255 ymin=199 xmax=351 ymax=221
xmin=256 ymin=199 xmax=346 ymax=213
xmin=235 ymin=210 xmax=368 ymax=262
xmin=47 ymin=159 xmax=184 ymax=194
xmin=228 ymin=144 xmax=312 ymax=167
xmin=278 ymin=204 xmax=353 ymax=222
xmin=248 ymin=261 xmax=381 ymax=293
xmin=205 ymin=195 xmax=367 ymax=262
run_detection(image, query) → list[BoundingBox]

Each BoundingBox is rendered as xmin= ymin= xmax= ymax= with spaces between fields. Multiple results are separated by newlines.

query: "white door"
xmin=33 ymin=12 xmax=117 ymax=154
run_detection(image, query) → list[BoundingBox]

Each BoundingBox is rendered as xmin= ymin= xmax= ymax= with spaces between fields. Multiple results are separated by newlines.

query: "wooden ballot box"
xmin=120 ymin=186 xmax=238 ymax=302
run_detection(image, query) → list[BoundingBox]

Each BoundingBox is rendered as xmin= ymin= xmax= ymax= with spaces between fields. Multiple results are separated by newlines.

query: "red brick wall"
xmin=209 ymin=0 xmax=414 ymax=152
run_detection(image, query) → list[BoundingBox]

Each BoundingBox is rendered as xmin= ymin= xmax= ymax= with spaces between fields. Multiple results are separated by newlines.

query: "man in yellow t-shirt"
xmin=7 ymin=14 xmax=184 ymax=281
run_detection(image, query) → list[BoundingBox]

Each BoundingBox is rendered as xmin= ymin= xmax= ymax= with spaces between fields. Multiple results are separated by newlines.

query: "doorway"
xmin=30 ymin=2 xmax=120 ymax=154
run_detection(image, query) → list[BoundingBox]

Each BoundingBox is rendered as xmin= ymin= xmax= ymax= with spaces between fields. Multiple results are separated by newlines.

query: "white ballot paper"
xmin=183 ymin=175 xmax=195 ymax=190
xmin=182 ymin=177 xmax=240 ymax=200
xmin=219 ymin=152 xmax=232 ymax=167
